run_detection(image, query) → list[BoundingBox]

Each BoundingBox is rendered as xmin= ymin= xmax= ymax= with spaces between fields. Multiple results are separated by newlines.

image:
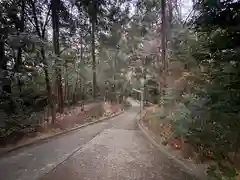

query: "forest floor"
xmin=0 ymin=101 xmax=124 ymax=154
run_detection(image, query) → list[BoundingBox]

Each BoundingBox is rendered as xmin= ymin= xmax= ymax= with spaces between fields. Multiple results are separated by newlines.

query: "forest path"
xmin=0 ymin=99 xmax=196 ymax=180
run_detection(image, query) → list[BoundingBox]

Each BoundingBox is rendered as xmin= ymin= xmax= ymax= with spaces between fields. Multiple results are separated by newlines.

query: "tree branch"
xmin=29 ymin=0 xmax=42 ymax=37
xmin=59 ymin=47 xmax=69 ymax=55
xmin=42 ymin=2 xmax=52 ymax=36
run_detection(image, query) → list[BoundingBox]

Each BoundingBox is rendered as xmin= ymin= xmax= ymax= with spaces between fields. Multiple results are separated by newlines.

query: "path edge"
xmin=0 ymin=110 xmax=125 ymax=157
xmin=137 ymin=114 xmax=205 ymax=180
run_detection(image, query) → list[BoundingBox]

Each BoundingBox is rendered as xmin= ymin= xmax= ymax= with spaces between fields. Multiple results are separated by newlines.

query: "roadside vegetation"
xmin=137 ymin=1 xmax=240 ymax=179
xmin=0 ymin=0 xmax=240 ymax=179
xmin=0 ymin=0 xmax=132 ymax=147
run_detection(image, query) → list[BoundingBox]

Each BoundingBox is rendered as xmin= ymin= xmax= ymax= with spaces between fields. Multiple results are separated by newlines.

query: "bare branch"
xmin=42 ymin=2 xmax=52 ymax=36
xmin=59 ymin=47 xmax=69 ymax=55
xmin=27 ymin=15 xmax=39 ymax=32
xmin=29 ymin=0 xmax=42 ymax=37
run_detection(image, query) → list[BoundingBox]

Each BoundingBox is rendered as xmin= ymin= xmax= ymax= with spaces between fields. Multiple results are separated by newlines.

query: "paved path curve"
xmin=0 ymin=100 xmax=197 ymax=180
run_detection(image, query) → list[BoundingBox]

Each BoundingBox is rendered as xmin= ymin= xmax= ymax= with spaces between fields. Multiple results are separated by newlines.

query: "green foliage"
xmin=173 ymin=0 xmax=240 ymax=179
xmin=172 ymin=102 xmax=191 ymax=137
xmin=207 ymin=164 xmax=237 ymax=180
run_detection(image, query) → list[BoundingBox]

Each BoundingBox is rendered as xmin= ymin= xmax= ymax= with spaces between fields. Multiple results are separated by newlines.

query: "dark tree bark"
xmin=161 ymin=0 xmax=167 ymax=98
xmin=166 ymin=0 xmax=173 ymax=59
xmin=15 ymin=0 xmax=25 ymax=93
xmin=91 ymin=15 xmax=97 ymax=99
xmin=143 ymin=57 xmax=147 ymax=106
xmin=51 ymin=0 xmax=64 ymax=113
xmin=41 ymin=48 xmax=56 ymax=123
xmin=30 ymin=0 xmax=56 ymax=123
xmin=0 ymin=35 xmax=11 ymax=94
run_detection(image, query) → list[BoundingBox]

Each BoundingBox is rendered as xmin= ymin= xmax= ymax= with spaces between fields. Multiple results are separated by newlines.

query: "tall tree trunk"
xmin=143 ymin=57 xmax=147 ymax=106
xmin=168 ymin=0 xmax=173 ymax=30
xmin=16 ymin=49 xmax=23 ymax=92
xmin=0 ymin=34 xmax=15 ymax=113
xmin=79 ymin=36 xmax=84 ymax=106
xmin=65 ymin=79 xmax=68 ymax=102
xmin=167 ymin=0 xmax=173 ymax=56
xmin=161 ymin=0 xmax=167 ymax=100
xmin=112 ymin=53 xmax=116 ymax=102
xmin=91 ymin=15 xmax=97 ymax=99
xmin=30 ymin=0 xmax=56 ymax=123
xmin=64 ymin=60 xmax=68 ymax=102
xmin=72 ymin=73 xmax=78 ymax=104
xmin=80 ymin=37 xmax=83 ymax=62
xmin=15 ymin=0 xmax=25 ymax=93
xmin=51 ymin=0 xmax=64 ymax=113
xmin=0 ymin=36 xmax=5 ymax=70
xmin=0 ymin=35 xmax=11 ymax=94
xmin=41 ymin=48 xmax=56 ymax=124
xmin=64 ymin=71 xmax=68 ymax=105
